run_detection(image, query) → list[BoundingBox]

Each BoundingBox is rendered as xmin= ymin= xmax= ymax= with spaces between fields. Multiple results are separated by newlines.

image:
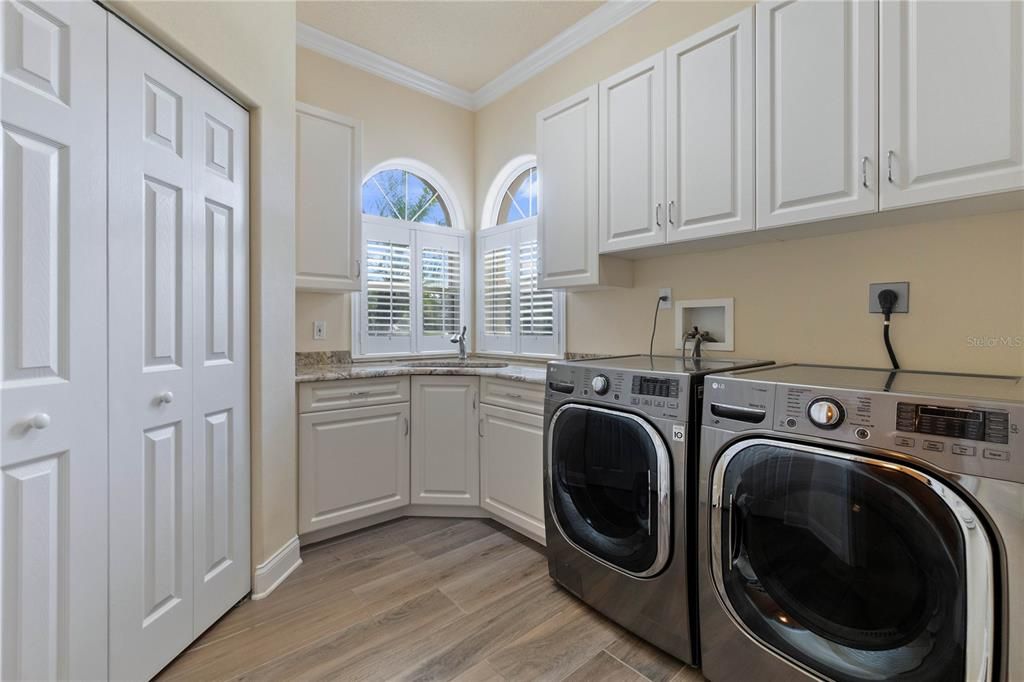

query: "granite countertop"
xmin=295 ymin=353 xmax=549 ymax=385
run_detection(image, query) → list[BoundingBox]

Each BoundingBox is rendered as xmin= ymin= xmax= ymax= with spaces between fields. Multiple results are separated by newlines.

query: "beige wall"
xmin=475 ymin=1 xmax=1024 ymax=376
xmin=295 ymin=48 xmax=476 ymax=353
xmin=110 ymin=1 xmax=298 ymax=567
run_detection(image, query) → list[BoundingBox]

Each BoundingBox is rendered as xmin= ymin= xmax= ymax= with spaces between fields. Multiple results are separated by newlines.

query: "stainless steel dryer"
xmin=543 ymin=355 xmax=772 ymax=664
xmin=698 ymin=364 xmax=1024 ymax=682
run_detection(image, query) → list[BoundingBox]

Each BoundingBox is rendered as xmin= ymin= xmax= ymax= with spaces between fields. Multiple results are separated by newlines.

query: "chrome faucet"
xmin=450 ymin=325 xmax=468 ymax=361
xmin=683 ymin=326 xmax=716 ymax=362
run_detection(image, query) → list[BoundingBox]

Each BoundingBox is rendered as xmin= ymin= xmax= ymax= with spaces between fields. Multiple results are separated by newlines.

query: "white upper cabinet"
xmin=880 ymin=1 xmax=1024 ymax=209
xmin=755 ymin=0 xmax=879 ymax=228
xmin=537 ymin=86 xmax=632 ymax=289
xmin=599 ymin=53 xmax=667 ymax=253
xmin=296 ymin=103 xmax=362 ymax=292
xmin=666 ymin=8 xmax=755 ymax=242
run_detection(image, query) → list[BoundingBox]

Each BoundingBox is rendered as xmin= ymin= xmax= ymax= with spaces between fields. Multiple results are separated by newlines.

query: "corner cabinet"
xmin=537 ymin=86 xmax=632 ymax=289
xmin=755 ymin=0 xmax=879 ymax=228
xmin=410 ymin=376 xmax=480 ymax=506
xmin=479 ymin=403 xmax=545 ymax=543
xmin=879 ymin=1 xmax=1024 ymax=209
xmin=296 ymin=103 xmax=362 ymax=292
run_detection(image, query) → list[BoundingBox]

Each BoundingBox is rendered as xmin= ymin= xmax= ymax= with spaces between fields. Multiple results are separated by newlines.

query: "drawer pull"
xmin=505 ymin=392 xmax=523 ymax=399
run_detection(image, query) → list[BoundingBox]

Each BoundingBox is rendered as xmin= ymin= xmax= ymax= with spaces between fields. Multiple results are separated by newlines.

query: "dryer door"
xmin=548 ymin=404 xmax=672 ymax=577
xmin=709 ymin=439 xmax=993 ymax=682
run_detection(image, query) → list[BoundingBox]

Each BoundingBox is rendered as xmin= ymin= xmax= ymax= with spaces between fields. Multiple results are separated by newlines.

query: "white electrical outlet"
xmin=659 ymin=288 xmax=672 ymax=309
xmin=313 ymin=320 xmax=327 ymax=340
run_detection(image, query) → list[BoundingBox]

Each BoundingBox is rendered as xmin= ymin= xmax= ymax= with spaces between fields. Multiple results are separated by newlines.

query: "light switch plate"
xmin=658 ymin=288 xmax=672 ymax=309
xmin=868 ymin=282 xmax=910 ymax=314
xmin=313 ymin=320 xmax=327 ymax=340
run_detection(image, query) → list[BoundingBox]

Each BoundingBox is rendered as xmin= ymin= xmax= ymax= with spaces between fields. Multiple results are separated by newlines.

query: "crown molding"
xmin=297 ymin=22 xmax=476 ymax=110
xmin=473 ymin=0 xmax=656 ymax=109
xmin=296 ymin=0 xmax=656 ymax=112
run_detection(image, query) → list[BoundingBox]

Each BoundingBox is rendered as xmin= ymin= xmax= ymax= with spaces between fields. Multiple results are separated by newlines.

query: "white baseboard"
xmin=251 ymin=535 xmax=302 ymax=600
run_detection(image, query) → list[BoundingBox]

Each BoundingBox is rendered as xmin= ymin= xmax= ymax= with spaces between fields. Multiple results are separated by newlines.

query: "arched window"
xmin=355 ymin=160 xmax=466 ymax=357
xmin=477 ymin=157 xmax=563 ymax=358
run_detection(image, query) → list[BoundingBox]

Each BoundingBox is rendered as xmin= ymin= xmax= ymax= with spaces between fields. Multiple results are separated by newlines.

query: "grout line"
xmin=603 ymin=648 xmax=656 ymax=681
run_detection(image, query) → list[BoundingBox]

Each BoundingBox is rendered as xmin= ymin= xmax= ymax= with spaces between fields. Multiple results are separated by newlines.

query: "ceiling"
xmin=296 ymin=1 xmax=604 ymax=92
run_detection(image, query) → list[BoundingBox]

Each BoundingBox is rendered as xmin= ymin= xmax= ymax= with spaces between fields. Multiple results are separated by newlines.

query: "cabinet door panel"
xmin=756 ymin=0 xmax=878 ymax=228
xmin=411 ymin=377 xmax=479 ymax=505
xmin=599 ymin=53 xmax=666 ymax=252
xmin=880 ymin=1 xmax=1024 ymax=208
xmin=299 ymin=403 xmax=410 ymax=533
xmin=296 ymin=104 xmax=362 ymax=292
xmin=0 ymin=4 xmax=108 ymax=679
xmin=666 ymin=8 xmax=754 ymax=242
xmin=480 ymin=405 xmax=545 ymax=543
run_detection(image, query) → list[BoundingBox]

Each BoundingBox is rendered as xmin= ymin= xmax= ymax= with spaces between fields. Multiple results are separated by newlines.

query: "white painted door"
xmin=410 ymin=376 xmax=479 ymax=506
xmin=299 ymin=403 xmax=410 ymax=533
xmin=479 ymin=405 xmax=545 ymax=543
xmin=0 ymin=2 xmax=108 ymax=679
xmin=296 ymin=103 xmax=362 ymax=292
xmin=108 ymin=18 xmax=196 ymax=680
xmin=599 ymin=53 xmax=666 ymax=253
xmin=191 ymin=77 xmax=250 ymax=636
xmin=666 ymin=8 xmax=755 ymax=242
xmin=880 ymin=1 xmax=1024 ymax=209
xmin=755 ymin=0 xmax=878 ymax=228
xmin=537 ymin=86 xmax=602 ymax=288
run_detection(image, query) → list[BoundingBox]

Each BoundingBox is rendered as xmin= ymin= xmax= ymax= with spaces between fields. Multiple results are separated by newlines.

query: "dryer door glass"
xmin=714 ymin=443 xmax=968 ymax=682
xmin=549 ymin=405 xmax=670 ymax=576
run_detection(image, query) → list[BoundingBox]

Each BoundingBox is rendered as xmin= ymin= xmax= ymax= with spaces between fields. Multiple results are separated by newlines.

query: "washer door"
xmin=548 ymin=404 xmax=672 ymax=577
xmin=710 ymin=440 xmax=993 ymax=682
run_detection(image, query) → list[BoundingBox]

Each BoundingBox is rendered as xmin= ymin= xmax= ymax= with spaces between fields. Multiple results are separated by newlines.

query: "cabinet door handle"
xmin=478 ymin=418 xmax=484 ymax=438
xmin=157 ymin=391 xmax=174 ymax=405
xmin=655 ymin=203 xmax=662 ymax=228
xmin=355 ymin=258 xmax=361 ymax=279
xmin=668 ymin=201 xmax=675 ymax=225
xmin=887 ymin=150 xmax=895 ymax=184
xmin=349 ymin=391 xmax=370 ymax=398
xmin=472 ymin=392 xmax=477 ymax=411
xmin=28 ymin=413 xmax=51 ymax=430
xmin=505 ymin=392 xmax=523 ymax=399
xmin=403 ymin=416 xmax=409 ymax=436
xmin=860 ymin=156 xmax=869 ymax=188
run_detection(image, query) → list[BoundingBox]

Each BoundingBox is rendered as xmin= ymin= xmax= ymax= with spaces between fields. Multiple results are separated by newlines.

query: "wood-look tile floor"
xmin=158 ymin=517 xmax=706 ymax=682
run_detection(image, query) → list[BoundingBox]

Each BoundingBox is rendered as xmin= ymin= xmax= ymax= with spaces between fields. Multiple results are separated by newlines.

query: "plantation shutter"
xmin=517 ymin=224 xmax=559 ymax=356
xmin=478 ymin=230 xmax=515 ymax=353
xmin=417 ymin=231 xmax=464 ymax=352
xmin=360 ymin=220 xmax=413 ymax=354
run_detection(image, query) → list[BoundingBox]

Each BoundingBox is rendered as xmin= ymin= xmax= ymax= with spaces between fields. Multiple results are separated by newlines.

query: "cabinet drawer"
xmin=480 ymin=377 xmax=544 ymax=415
xmin=299 ymin=376 xmax=410 ymax=413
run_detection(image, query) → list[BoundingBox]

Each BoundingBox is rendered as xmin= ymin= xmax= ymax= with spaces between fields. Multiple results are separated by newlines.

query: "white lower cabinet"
xmin=299 ymin=402 xmax=410 ymax=533
xmin=411 ymin=376 xmax=480 ymax=506
xmin=479 ymin=404 xmax=545 ymax=543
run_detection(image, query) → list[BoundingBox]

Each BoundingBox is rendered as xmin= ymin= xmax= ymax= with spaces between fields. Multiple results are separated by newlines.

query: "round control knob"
xmin=807 ymin=398 xmax=844 ymax=429
xmin=591 ymin=375 xmax=610 ymax=395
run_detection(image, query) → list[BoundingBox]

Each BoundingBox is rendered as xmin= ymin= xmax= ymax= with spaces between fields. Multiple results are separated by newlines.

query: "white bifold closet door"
xmin=107 ymin=17 xmax=249 ymax=681
xmin=0 ymin=2 xmax=108 ymax=679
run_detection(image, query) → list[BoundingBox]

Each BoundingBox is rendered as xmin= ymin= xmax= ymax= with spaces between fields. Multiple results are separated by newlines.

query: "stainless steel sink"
xmin=403 ymin=360 xmax=509 ymax=369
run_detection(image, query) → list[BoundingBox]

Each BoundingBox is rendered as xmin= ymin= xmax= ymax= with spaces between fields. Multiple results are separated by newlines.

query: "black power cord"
xmin=649 ymin=294 xmax=669 ymax=357
xmin=878 ymin=289 xmax=900 ymax=370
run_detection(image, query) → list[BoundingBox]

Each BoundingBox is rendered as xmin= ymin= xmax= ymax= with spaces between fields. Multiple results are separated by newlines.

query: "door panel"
xmin=599 ymin=54 xmax=666 ymax=252
xmin=299 ymin=403 xmax=410 ymax=533
xmin=480 ymin=404 xmax=545 ymax=542
xmin=108 ymin=18 xmax=195 ymax=680
xmin=0 ymin=2 xmax=108 ymax=679
xmin=666 ymin=8 xmax=754 ymax=241
xmin=191 ymin=75 xmax=250 ymax=636
xmin=756 ymin=0 xmax=878 ymax=228
xmin=411 ymin=376 xmax=479 ymax=505
xmin=880 ymin=0 xmax=1024 ymax=208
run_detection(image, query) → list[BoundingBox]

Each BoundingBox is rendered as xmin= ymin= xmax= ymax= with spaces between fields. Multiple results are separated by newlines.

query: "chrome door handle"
xmin=668 ymin=200 xmax=675 ymax=225
xmin=505 ymin=392 xmax=522 ymax=399
xmin=157 ymin=391 xmax=174 ymax=405
xmin=478 ymin=418 xmax=484 ymax=438
xmin=355 ymin=258 xmax=361 ymax=279
xmin=646 ymin=470 xmax=654 ymax=536
xmin=887 ymin=150 xmax=895 ymax=184
xmin=472 ymin=392 xmax=477 ymax=411
xmin=403 ymin=416 xmax=409 ymax=437
xmin=655 ymin=203 xmax=662 ymax=228
xmin=28 ymin=413 xmax=51 ymax=430
xmin=861 ymin=156 xmax=869 ymax=188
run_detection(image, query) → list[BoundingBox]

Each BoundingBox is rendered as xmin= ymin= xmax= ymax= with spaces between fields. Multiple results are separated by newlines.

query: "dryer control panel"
xmin=546 ymin=364 xmax=687 ymax=422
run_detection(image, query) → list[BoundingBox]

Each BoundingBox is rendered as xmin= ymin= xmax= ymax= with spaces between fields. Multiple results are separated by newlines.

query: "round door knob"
xmin=29 ymin=413 xmax=51 ymax=430
xmin=807 ymin=398 xmax=844 ymax=429
xmin=591 ymin=375 xmax=610 ymax=395
xmin=158 ymin=391 xmax=174 ymax=405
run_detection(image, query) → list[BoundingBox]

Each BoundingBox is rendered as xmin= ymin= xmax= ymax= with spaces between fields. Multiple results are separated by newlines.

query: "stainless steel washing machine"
xmin=543 ymin=355 xmax=773 ymax=664
xmin=698 ymin=364 xmax=1024 ymax=682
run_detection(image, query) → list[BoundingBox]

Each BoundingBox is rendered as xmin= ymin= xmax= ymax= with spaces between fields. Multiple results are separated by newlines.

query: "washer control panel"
xmin=546 ymin=364 xmax=686 ymax=421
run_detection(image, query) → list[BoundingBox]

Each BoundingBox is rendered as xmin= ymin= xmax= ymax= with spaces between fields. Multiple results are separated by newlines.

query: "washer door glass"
xmin=715 ymin=442 xmax=967 ymax=682
xmin=549 ymin=405 xmax=670 ymax=576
